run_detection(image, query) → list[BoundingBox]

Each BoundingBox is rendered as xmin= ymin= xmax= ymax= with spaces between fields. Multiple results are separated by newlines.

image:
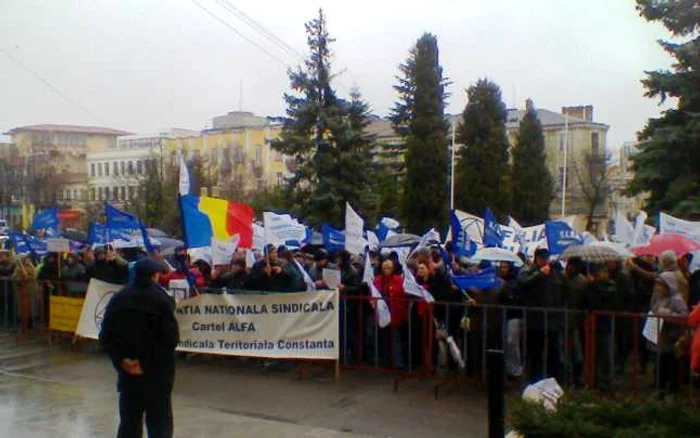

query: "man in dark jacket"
xmin=99 ymin=258 xmax=179 ymax=438
xmin=518 ymin=248 xmax=567 ymax=383
xmin=88 ymin=246 xmax=128 ymax=284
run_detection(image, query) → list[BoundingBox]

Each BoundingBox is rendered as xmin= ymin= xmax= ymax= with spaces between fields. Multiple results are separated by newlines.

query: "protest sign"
xmin=322 ymin=268 xmax=342 ymax=290
xmin=46 ymin=238 xmax=71 ymax=253
xmin=49 ymin=296 xmax=84 ymax=333
xmin=176 ymin=291 xmax=339 ymax=359
xmin=75 ymin=279 xmax=122 ymax=340
xmin=642 ymin=312 xmax=664 ymax=345
xmin=211 ymin=235 xmax=240 ymax=266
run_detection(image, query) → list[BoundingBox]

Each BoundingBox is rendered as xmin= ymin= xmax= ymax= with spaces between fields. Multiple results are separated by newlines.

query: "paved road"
xmin=0 ymin=333 xmax=487 ymax=437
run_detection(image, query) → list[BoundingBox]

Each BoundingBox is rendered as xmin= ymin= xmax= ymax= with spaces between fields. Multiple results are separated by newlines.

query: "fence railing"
xmin=2 ymin=278 xmax=695 ymax=397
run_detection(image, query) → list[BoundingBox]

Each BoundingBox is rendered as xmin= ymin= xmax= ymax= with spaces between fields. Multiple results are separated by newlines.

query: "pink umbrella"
xmin=631 ymin=233 xmax=700 ymax=256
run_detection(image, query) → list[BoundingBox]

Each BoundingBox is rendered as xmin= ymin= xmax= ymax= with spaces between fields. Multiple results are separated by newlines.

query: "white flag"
xmin=409 ymin=228 xmax=440 ymax=258
xmin=345 ymin=203 xmax=365 ymax=255
xmin=400 ymin=259 xmax=434 ymax=303
xmin=211 ymin=235 xmax=240 ymax=266
xmin=659 ymin=212 xmax=700 ymax=242
xmin=178 ymin=153 xmax=190 ymax=196
xmin=632 ymin=211 xmax=653 ymax=246
xmin=294 ymin=258 xmax=316 ymax=291
xmin=245 ymin=249 xmax=256 ymax=269
xmin=263 ymin=212 xmax=306 ymax=247
xmin=614 ymin=212 xmax=635 ymax=245
xmin=363 ymin=251 xmax=391 ymax=328
xmin=366 ymin=230 xmax=380 ymax=252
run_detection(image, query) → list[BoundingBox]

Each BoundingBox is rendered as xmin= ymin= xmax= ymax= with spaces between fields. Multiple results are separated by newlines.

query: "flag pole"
xmin=450 ymin=117 xmax=456 ymax=211
xmin=561 ymin=114 xmax=568 ymax=218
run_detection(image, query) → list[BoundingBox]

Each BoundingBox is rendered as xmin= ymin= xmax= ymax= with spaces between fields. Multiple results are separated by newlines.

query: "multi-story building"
xmin=86 ymin=129 xmax=199 ymax=207
xmin=607 ymin=141 xmax=647 ymax=221
xmin=366 ymin=104 xmax=609 ymax=232
xmin=163 ymin=111 xmax=290 ymax=199
xmin=4 ymin=124 xmax=132 ymax=224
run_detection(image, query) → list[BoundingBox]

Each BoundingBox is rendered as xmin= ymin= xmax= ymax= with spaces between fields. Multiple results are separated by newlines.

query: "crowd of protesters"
xmin=2 ymin=240 xmax=700 ymax=397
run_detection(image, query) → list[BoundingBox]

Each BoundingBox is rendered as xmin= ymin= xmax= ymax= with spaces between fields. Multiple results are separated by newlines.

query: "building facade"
xmin=366 ymin=104 xmax=610 ymax=232
xmin=4 ymin=124 xmax=132 ymax=223
xmin=163 ymin=111 xmax=290 ymax=199
xmin=607 ymin=141 xmax=647 ymax=221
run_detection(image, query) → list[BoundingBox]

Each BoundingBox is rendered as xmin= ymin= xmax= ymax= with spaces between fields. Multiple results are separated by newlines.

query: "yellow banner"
xmin=49 ymin=296 xmax=85 ymax=333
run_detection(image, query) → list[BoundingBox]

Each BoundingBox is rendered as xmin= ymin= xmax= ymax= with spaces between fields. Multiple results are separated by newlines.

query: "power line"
xmin=189 ymin=0 xmax=291 ymax=67
xmin=0 ymin=46 xmax=97 ymax=119
xmin=214 ymin=0 xmax=305 ymax=61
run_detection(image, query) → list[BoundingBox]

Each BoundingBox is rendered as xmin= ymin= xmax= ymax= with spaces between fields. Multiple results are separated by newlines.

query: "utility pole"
xmin=561 ymin=114 xmax=569 ymax=218
xmin=450 ymin=117 xmax=456 ymax=211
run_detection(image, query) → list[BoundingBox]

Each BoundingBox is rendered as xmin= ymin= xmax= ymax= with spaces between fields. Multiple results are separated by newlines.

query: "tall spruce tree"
xmin=511 ymin=99 xmax=553 ymax=225
xmin=391 ymin=33 xmax=449 ymax=233
xmin=455 ymin=79 xmax=511 ymax=219
xmin=628 ymin=1 xmax=700 ymax=218
xmin=273 ymin=9 xmax=376 ymax=227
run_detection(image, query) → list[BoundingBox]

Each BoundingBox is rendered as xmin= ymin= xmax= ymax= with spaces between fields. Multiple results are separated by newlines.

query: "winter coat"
xmin=88 ymin=260 xmax=128 ymax=285
xmin=99 ymin=277 xmax=179 ymax=393
xmin=374 ymin=274 xmax=408 ymax=327
xmin=518 ymin=265 xmax=568 ymax=331
xmin=649 ymin=272 xmax=689 ymax=353
xmin=582 ymin=278 xmax=618 ymax=334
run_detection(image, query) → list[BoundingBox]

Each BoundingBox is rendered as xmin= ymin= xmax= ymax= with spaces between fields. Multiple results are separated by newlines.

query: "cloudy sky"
xmin=0 ymin=0 xmax=676 ymax=148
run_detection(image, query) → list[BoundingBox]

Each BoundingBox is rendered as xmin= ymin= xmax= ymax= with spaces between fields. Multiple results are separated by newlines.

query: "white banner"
xmin=614 ymin=212 xmax=635 ymax=245
xmin=75 ymin=279 xmax=123 ymax=340
xmin=344 ymin=202 xmax=365 ymax=255
xmin=177 ymin=291 xmax=339 ymax=359
xmin=659 ymin=212 xmax=700 ymax=242
xmin=46 ymin=238 xmax=70 ymax=253
xmin=76 ymin=280 xmax=340 ymax=360
xmin=263 ymin=212 xmax=307 ymax=246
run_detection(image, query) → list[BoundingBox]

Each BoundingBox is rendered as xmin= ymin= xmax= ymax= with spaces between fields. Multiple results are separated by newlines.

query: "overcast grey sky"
xmin=0 ymin=0 xmax=675 ymax=148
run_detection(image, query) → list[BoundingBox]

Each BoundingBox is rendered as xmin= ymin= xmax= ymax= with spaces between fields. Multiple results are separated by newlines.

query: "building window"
xmin=255 ymin=145 xmax=262 ymax=165
xmin=136 ymin=160 xmax=143 ymax=174
xmin=121 ymin=186 xmax=126 ymax=200
xmin=128 ymin=161 xmax=134 ymax=175
xmin=73 ymin=189 xmax=78 ymax=200
xmin=98 ymin=187 xmax=104 ymax=201
xmin=105 ymin=163 xmax=110 ymax=176
xmin=591 ymin=132 xmax=600 ymax=155
xmin=559 ymin=133 xmax=566 ymax=152
xmin=91 ymin=163 xmax=96 ymax=177
xmin=98 ymin=163 xmax=103 ymax=176
xmin=128 ymin=186 xmax=135 ymax=200
xmin=65 ymin=189 xmax=71 ymax=200
xmin=113 ymin=162 xmax=119 ymax=176
xmin=90 ymin=188 xmax=95 ymax=201
xmin=113 ymin=187 xmax=119 ymax=201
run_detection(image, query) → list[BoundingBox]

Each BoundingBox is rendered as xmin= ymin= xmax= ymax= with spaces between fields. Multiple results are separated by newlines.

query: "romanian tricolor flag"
xmin=180 ymin=195 xmax=254 ymax=249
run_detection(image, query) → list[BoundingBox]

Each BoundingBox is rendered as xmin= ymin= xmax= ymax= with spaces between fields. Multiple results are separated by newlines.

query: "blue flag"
xmin=545 ymin=221 xmax=583 ymax=255
xmin=438 ymin=244 xmax=499 ymax=291
xmin=321 ymin=224 xmax=345 ymax=253
xmin=450 ymin=210 xmax=477 ymax=257
xmin=376 ymin=217 xmax=400 ymax=241
xmin=9 ymin=231 xmax=47 ymax=257
xmin=483 ymin=208 xmax=504 ymax=248
xmin=87 ymin=222 xmax=137 ymax=245
xmin=32 ymin=208 xmax=59 ymax=237
xmin=104 ymin=203 xmax=153 ymax=252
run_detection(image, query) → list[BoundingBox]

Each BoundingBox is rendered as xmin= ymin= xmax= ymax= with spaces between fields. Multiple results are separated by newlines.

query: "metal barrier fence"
xmin=2 ymin=278 xmax=695 ymax=397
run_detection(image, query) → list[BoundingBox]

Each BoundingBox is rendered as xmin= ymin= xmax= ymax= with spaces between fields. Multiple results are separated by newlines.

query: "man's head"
xmin=134 ymin=258 xmax=167 ymax=285
xmin=566 ymin=257 xmax=584 ymax=278
xmin=335 ymin=250 xmax=351 ymax=269
xmin=94 ymin=246 xmax=107 ymax=262
xmin=315 ymin=249 xmax=329 ymax=268
xmin=231 ymin=258 xmax=246 ymax=274
xmin=534 ymin=248 xmax=550 ymax=268
xmin=498 ymin=261 xmax=511 ymax=279
xmin=265 ymin=244 xmax=278 ymax=263
xmin=589 ymin=263 xmax=609 ymax=281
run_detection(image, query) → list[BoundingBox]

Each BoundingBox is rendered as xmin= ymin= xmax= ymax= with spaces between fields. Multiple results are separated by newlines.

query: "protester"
xmin=374 ymin=260 xmax=408 ymax=368
xmin=518 ymin=248 xmax=567 ymax=383
xmin=564 ymin=256 xmax=586 ymax=386
xmin=582 ymin=263 xmax=618 ymax=391
xmin=211 ymin=259 xmax=249 ymax=291
xmin=13 ymin=255 xmax=38 ymax=334
xmin=99 ymin=258 xmax=179 ymax=438
xmin=688 ymin=303 xmax=700 ymax=386
xmin=501 ymin=261 xmax=524 ymax=379
xmin=310 ymin=249 xmax=331 ymax=289
xmin=648 ymin=271 xmax=689 ymax=397
xmin=87 ymin=246 xmax=128 ymax=285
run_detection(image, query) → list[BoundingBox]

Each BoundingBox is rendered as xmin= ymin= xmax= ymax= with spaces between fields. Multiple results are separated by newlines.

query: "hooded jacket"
xmin=99 ymin=260 xmax=179 ymax=393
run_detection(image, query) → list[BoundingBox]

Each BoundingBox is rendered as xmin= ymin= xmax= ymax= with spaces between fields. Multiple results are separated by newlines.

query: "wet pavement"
xmin=0 ymin=333 xmax=487 ymax=437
